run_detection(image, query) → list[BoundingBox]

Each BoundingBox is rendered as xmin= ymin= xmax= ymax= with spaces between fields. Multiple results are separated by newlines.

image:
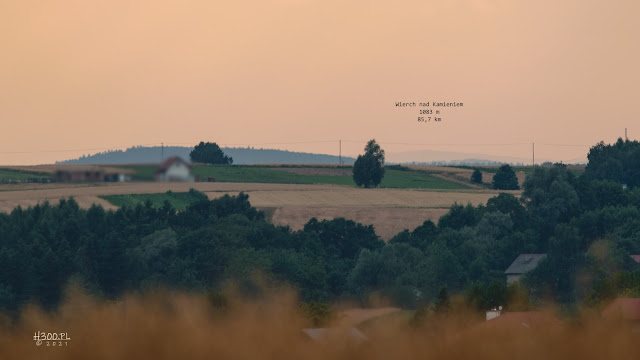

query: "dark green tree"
xmin=522 ymin=164 xmax=580 ymax=241
xmin=471 ymin=168 xmax=483 ymax=184
xmin=303 ymin=218 xmax=384 ymax=260
xmin=434 ymin=287 xmax=451 ymax=313
xmin=352 ymin=139 xmax=385 ymax=188
xmin=585 ymin=138 xmax=640 ymax=188
xmin=389 ymin=220 xmax=439 ymax=251
xmin=189 ymin=141 xmax=233 ymax=165
xmin=299 ymin=302 xmax=333 ymax=326
xmin=486 ymin=193 xmax=528 ymax=229
xmin=464 ymin=282 xmax=487 ymax=312
xmin=438 ymin=203 xmax=483 ymax=230
xmin=492 ymin=164 xmax=520 ymax=190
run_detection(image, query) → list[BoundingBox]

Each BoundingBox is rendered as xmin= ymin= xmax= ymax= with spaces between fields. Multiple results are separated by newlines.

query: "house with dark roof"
xmin=155 ymin=157 xmax=194 ymax=182
xmin=505 ymin=254 xmax=547 ymax=284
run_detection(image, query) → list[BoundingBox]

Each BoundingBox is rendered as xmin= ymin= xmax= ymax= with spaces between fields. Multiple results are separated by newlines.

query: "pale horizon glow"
xmin=1 ymin=0 xmax=638 ymax=165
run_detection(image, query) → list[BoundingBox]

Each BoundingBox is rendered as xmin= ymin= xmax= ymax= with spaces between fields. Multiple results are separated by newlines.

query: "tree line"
xmin=1 ymin=139 xmax=639 ymax=316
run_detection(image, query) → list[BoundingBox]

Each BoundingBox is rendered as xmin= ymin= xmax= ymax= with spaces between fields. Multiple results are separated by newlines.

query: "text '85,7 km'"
xmin=395 ymin=101 xmax=464 ymax=123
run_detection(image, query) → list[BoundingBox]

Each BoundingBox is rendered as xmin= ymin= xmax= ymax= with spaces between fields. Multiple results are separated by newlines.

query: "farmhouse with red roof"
xmin=155 ymin=157 xmax=194 ymax=182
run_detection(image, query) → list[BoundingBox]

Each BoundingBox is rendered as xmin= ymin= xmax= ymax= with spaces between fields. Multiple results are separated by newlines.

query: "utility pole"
xmin=339 ymin=140 xmax=342 ymax=165
xmin=532 ymin=143 xmax=535 ymax=167
xmin=625 ymin=128 xmax=628 ymax=141
xmin=161 ymin=142 xmax=164 ymax=161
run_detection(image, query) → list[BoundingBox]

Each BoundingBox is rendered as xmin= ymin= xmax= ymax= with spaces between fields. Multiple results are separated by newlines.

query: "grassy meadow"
xmin=100 ymin=190 xmax=204 ymax=210
xmin=0 ymin=168 xmax=51 ymax=183
xmin=120 ymin=164 xmax=471 ymax=190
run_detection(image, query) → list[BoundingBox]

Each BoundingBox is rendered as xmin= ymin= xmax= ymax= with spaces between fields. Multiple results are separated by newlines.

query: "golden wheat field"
xmin=0 ymin=287 xmax=638 ymax=360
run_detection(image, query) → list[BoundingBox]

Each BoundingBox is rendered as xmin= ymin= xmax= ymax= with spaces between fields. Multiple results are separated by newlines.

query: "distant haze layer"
xmin=1 ymin=1 xmax=638 ymax=165
xmin=55 ymin=146 xmax=559 ymax=166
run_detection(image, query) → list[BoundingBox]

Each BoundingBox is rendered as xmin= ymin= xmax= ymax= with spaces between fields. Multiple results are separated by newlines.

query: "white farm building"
xmin=155 ymin=157 xmax=194 ymax=182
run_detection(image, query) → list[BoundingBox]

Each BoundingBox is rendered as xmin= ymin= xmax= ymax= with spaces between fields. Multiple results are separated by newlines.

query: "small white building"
xmin=486 ymin=307 xmax=502 ymax=321
xmin=155 ymin=157 xmax=194 ymax=182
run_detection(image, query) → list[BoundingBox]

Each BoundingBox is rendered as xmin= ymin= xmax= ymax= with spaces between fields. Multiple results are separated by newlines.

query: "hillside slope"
xmin=56 ymin=146 xmax=356 ymax=165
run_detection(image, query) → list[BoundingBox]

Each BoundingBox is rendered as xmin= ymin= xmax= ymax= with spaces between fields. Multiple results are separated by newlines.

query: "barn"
xmin=155 ymin=157 xmax=194 ymax=182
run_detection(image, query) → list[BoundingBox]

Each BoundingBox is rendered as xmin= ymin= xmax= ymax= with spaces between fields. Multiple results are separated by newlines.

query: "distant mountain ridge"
xmin=386 ymin=149 xmax=586 ymax=165
xmin=56 ymin=146 xmax=356 ymax=165
xmin=387 ymin=149 xmax=531 ymax=165
xmin=401 ymin=159 xmax=518 ymax=166
xmin=55 ymin=145 xmax=565 ymax=166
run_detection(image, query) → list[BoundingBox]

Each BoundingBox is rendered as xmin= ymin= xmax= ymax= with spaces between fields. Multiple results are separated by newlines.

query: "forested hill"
xmin=56 ymin=146 xmax=356 ymax=165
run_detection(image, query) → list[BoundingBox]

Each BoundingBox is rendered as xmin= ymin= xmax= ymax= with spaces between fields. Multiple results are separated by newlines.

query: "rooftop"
xmin=505 ymin=254 xmax=547 ymax=274
xmin=156 ymin=156 xmax=191 ymax=174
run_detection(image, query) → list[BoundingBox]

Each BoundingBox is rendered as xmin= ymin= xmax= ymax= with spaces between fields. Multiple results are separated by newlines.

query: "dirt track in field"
xmin=408 ymin=165 xmax=527 ymax=189
xmin=0 ymin=182 xmax=511 ymax=239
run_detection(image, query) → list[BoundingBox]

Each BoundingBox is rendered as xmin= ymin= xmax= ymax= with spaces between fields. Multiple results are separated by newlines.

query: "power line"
xmin=0 ymin=139 xmax=599 ymax=155
xmin=217 ymin=140 xmax=340 ymax=146
xmin=342 ymin=140 xmax=532 ymax=146
xmin=541 ymin=143 xmax=591 ymax=147
xmin=563 ymin=155 xmax=588 ymax=163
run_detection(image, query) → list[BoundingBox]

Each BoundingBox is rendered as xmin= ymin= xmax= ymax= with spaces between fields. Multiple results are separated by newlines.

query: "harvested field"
xmin=0 ymin=182 xmax=512 ymax=239
xmin=0 ymin=182 xmax=504 ymax=208
xmin=0 ymin=196 xmax=118 ymax=213
xmin=0 ymin=182 xmax=344 ymax=213
xmin=267 ymin=206 xmax=450 ymax=240
xmin=0 ymin=182 xmax=343 ymax=195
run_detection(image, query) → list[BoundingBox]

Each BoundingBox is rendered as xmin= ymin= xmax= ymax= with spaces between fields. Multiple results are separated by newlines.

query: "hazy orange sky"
xmin=1 ymin=0 xmax=638 ymax=165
